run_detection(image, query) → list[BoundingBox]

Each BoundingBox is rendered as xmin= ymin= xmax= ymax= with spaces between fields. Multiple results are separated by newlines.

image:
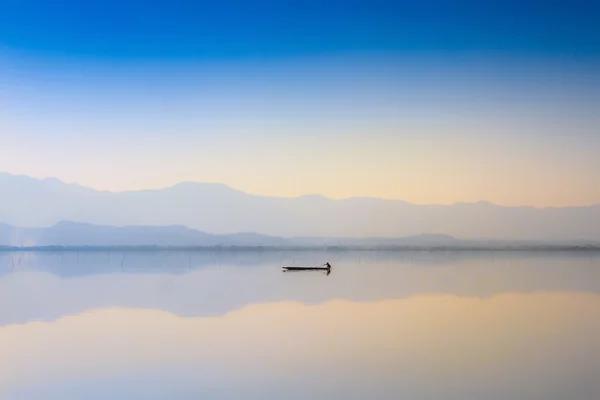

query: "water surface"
xmin=1 ymin=250 xmax=599 ymax=399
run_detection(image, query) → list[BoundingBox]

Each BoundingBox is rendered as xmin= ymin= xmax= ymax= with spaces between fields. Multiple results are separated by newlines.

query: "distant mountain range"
xmin=0 ymin=221 xmax=463 ymax=248
xmin=2 ymin=221 xmax=598 ymax=249
xmin=1 ymin=172 xmax=600 ymax=241
xmin=0 ymin=221 xmax=289 ymax=247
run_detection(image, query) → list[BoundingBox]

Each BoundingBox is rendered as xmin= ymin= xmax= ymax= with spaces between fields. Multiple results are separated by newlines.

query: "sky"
xmin=1 ymin=0 xmax=600 ymax=207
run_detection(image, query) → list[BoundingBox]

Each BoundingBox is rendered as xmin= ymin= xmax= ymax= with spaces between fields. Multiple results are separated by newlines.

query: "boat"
xmin=282 ymin=262 xmax=331 ymax=272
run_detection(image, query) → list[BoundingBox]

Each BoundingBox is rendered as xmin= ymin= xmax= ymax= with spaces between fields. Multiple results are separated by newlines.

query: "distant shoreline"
xmin=1 ymin=245 xmax=600 ymax=252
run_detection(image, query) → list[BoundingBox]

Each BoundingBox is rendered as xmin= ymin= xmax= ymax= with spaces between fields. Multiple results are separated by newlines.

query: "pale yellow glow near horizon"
xmin=2 ymin=122 xmax=600 ymax=207
xmin=1 ymin=294 xmax=599 ymax=395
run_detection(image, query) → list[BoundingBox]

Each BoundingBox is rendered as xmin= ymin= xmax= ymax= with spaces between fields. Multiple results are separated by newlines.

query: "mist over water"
xmin=1 ymin=250 xmax=599 ymax=399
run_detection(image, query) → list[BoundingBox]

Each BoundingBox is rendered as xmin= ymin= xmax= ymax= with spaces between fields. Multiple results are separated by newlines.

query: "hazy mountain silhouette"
xmin=0 ymin=221 xmax=471 ymax=247
xmin=0 ymin=221 xmax=598 ymax=248
xmin=1 ymin=173 xmax=600 ymax=240
xmin=0 ymin=221 xmax=289 ymax=247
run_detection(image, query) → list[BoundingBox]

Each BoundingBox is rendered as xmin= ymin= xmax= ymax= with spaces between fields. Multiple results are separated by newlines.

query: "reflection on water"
xmin=1 ymin=251 xmax=599 ymax=399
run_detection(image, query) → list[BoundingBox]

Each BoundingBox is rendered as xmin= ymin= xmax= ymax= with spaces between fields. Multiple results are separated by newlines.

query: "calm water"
xmin=1 ymin=250 xmax=599 ymax=399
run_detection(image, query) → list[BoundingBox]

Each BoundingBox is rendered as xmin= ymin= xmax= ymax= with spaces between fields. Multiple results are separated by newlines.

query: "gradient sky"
xmin=1 ymin=0 xmax=600 ymax=206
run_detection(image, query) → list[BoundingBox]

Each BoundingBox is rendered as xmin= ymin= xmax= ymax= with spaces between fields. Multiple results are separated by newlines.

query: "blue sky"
xmin=1 ymin=0 xmax=599 ymax=206
xmin=2 ymin=0 xmax=599 ymax=58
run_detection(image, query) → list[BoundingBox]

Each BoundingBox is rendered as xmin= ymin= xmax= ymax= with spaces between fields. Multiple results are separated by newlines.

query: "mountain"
xmin=0 ymin=221 xmax=467 ymax=248
xmin=1 ymin=173 xmax=600 ymax=240
xmin=0 ymin=222 xmax=598 ymax=248
xmin=0 ymin=221 xmax=289 ymax=247
xmin=290 ymin=233 xmax=460 ymax=247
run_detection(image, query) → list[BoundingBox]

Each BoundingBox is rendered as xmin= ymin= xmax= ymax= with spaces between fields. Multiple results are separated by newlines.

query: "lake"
xmin=1 ymin=250 xmax=599 ymax=399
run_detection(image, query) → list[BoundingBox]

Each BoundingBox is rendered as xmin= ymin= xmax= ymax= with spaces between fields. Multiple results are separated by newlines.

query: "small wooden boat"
xmin=282 ymin=262 xmax=331 ymax=272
